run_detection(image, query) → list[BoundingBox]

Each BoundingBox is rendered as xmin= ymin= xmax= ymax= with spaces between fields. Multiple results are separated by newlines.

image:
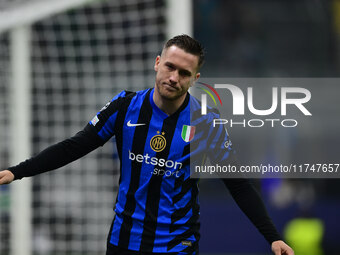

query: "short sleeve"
xmin=205 ymin=111 xmax=237 ymax=165
xmin=88 ymin=90 xmax=127 ymax=143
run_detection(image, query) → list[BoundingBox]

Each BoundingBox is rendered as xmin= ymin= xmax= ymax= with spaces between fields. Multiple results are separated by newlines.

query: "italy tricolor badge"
xmin=181 ymin=125 xmax=195 ymax=142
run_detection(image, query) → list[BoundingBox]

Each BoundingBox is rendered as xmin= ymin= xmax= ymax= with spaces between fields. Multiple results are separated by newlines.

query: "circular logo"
xmin=150 ymin=133 xmax=166 ymax=152
xmin=224 ymin=139 xmax=232 ymax=149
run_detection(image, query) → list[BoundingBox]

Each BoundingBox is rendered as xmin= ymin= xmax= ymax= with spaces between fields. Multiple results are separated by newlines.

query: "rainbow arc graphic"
xmin=196 ymin=82 xmax=222 ymax=106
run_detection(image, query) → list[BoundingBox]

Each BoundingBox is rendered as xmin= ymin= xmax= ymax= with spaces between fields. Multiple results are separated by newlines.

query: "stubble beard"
xmin=156 ymin=83 xmax=186 ymax=102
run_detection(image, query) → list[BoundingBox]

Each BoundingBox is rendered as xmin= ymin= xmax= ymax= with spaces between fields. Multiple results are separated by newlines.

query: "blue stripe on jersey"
xmin=96 ymin=91 xmax=129 ymax=140
xmin=208 ymin=116 xmax=232 ymax=163
xmin=127 ymin=108 xmax=165 ymax=251
xmin=110 ymin=89 xmax=150 ymax=246
xmin=89 ymin=90 xmax=127 ymax=142
xmin=97 ymin=112 xmax=118 ymax=140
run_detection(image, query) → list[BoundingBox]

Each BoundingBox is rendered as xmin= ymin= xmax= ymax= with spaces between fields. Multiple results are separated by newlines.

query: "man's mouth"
xmin=163 ymin=83 xmax=178 ymax=90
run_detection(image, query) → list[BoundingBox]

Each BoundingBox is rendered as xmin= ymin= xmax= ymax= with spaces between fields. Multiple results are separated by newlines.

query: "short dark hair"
xmin=163 ymin=34 xmax=205 ymax=70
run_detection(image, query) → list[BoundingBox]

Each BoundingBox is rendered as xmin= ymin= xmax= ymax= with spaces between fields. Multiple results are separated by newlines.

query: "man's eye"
xmin=166 ymin=64 xmax=175 ymax=70
xmin=179 ymin=71 xmax=191 ymax=77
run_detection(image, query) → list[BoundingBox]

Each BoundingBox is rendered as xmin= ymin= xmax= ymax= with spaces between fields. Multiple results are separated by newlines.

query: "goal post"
xmin=166 ymin=0 xmax=193 ymax=37
xmin=0 ymin=0 xmax=97 ymax=34
xmin=9 ymin=25 xmax=33 ymax=255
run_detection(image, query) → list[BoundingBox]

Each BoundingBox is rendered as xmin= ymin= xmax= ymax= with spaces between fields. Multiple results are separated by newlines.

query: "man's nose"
xmin=169 ymin=70 xmax=179 ymax=84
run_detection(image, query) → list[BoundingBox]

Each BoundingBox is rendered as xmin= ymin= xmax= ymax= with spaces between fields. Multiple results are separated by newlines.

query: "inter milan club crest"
xmin=181 ymin=125 xmax=195 ymax=142
xmin=150 ymin=131 xmax=167 ymax=152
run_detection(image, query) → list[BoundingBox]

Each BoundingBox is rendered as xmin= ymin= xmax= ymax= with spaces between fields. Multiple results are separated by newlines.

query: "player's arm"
xmin=0 ymin=125 xmax=104 ymax=184
xmin=222 ymin=178 xmax=293 ymax=255
xmin=205 ymin=112 xmax=293 ymax=254
xmin=0 ymin=91 xmax=128 ymax=184
xmin=222 ymin=177 xmax=281 ymax=243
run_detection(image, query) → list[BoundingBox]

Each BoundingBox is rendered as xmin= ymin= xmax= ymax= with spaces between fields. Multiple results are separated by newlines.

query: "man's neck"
xmin=152 ymin=90 xmax=187 ymax=116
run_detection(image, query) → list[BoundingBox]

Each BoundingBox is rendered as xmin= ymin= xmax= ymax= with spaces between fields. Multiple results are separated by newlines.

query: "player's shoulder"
xmin=110 ymin=90 xmax=135 ymax=102
xmin=111 ymin=88 xmax=149 ymax=102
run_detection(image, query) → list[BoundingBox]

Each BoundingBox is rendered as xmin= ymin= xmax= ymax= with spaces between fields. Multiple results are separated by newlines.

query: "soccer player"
xmin=0 ymin=34 xmax=294 ymax=255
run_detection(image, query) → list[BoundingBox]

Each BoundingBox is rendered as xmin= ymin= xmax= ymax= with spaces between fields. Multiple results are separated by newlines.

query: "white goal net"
xmin=0 ymin=0 xmax=184 ymax=254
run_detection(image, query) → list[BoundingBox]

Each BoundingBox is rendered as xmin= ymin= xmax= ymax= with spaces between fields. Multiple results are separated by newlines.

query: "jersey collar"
xmin=149 ymin=88 xmax=190 ymax=119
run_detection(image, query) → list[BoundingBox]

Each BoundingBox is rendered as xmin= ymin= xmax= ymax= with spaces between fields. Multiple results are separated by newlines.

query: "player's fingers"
xmin=0 ymin=176 xmax=6 ymax=185
xmin=0 ymin=176 xmax=7 ymax=185
xmin=274 ymin=246 xmax=294 ymax=255
xmin=272 ymin=248 xmax=281 ymax=255
xmin=0 ymin=171 xmax=6 ymax=180
xmin=280 ymin=243 xmax=294 ymax=255
xmin=271 ymin=244 xmax=282 ymax=255
xmin=0 ymin=170 xmax=14 ymax=185
xmin=285 ymin=247 xmax=294 ymax=255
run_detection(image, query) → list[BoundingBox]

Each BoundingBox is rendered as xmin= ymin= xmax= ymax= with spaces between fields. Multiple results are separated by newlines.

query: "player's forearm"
xmin=8 ymin=125 xmax=103 ymax=180
xmin=222 ymin=178 xmax=281 ymax=244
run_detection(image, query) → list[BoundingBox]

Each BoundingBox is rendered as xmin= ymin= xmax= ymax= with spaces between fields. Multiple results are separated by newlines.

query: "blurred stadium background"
xmin=0 ymin=0 xmax=339 ymax=255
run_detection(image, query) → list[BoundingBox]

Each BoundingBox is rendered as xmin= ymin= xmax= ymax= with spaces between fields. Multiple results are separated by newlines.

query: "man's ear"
xmin=195 ymin=72 xmax=201 ymax=81
xmin=190 ymin=73 xmax=200 ymax=88
xmin=154 ymin=55 xmax=161 ymax=72
xmin=191 ymin=72 xmax=200 ymax=86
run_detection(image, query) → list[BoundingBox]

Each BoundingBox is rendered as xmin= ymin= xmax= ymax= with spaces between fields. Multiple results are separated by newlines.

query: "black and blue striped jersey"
xmin=88 ymin=88 xmax=232 ymax=254
xmin=9 ymin=87 xmax=281 ymax=254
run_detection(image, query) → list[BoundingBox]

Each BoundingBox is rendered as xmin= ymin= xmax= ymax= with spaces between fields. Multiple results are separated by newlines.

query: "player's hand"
xmin=271 ymin=240 xmax=294 ymax=255
xmin=0 ymin=170 xmax=15 ymax=185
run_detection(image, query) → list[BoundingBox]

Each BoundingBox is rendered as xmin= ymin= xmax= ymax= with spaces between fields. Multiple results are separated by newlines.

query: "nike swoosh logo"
xmin=127 ymin=120 xmax=146 ymax=127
